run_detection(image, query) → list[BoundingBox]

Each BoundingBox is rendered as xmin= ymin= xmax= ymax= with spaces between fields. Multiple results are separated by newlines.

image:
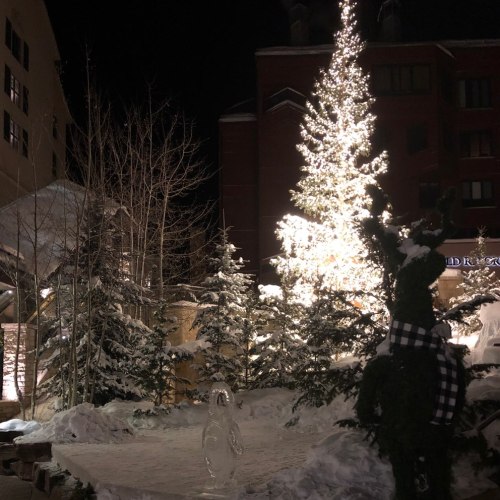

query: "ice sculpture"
xmin=202 ymin=381 xmax=244 ymax=490
xmin=473 ymin=301 xmax=500 ymax=364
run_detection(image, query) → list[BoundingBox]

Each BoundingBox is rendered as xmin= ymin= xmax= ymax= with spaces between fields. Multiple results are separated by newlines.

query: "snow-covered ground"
xmin=3 ymin=377 xmax=500 ymax=500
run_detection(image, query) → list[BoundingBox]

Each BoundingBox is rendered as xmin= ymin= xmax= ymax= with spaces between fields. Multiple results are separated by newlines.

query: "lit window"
xmin=458 ymin=79 xmax=491 ymax=108
xmin=3 ymin=110 xmax=23 ymax=154
xmin=462 ymin=180 xmax=494 ymax=207
xmin=9 ymin=73 xmax=21 ymax=106
xmin=460 ymin=131 xmax=492 ymax=157
xmin=4 ymin=65 xmax=29 ymax=114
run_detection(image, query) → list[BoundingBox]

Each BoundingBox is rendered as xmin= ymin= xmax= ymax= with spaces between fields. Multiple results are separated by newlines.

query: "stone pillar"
xmin=1 ymin=323 xmax=36 ymax=402
xmin=169 ymin=302 xmax=204 ymax=402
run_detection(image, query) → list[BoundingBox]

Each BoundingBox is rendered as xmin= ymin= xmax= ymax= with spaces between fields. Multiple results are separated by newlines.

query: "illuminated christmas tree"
xmin=274 ymin=0 xmax=388 ymax=308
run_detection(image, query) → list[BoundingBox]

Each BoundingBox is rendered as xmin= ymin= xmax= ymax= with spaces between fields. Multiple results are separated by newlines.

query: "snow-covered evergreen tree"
xmin=449 ymin=229 xmax=500 ymax=339
xmin=251 ymin=274 xmax=306 ymax=390
xmin=41 ymin=199 xmax=152 ymax=407
xmin=274 ymin=0 xmax=388 ymax=307
xmin=239 ymin=290 xmax=266 ymax=390
xmin=133 ymin=301 xmax=192 ymax=405
xmin=193 ymin=228 xmax=254 ymax=392
xmin=293 ymin=281 xmax=384 ymax=409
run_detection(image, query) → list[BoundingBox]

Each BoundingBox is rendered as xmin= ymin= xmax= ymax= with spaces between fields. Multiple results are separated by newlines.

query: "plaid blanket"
xmin=389 ymin=319 xmax=459 ymax=425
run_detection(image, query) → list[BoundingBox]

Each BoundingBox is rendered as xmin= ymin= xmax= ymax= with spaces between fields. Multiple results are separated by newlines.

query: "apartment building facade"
xmin=219 ymin=40 xmax=500 ymax=284
xmin=0 ymin=0 xmax=71 ymax=208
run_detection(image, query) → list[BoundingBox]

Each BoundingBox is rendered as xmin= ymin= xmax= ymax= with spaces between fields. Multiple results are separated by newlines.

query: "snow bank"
xmin=467 ymin=367 xmax=500 ymax=401
xmin=240 ymin=429 xmax=394 ymax=499
xmin=14 ymin=403 xmax=134 ymax=444
xmin=0 ymin=418 xmax=41 ymax=434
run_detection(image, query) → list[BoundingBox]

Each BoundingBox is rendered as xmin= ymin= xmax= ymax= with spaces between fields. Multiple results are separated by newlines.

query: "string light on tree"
xmin=274 ymin=0 xmax=389 ymax=307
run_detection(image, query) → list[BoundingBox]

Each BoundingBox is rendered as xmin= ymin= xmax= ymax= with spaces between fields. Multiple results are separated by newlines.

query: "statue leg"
xmin=425 ymin=447 xmax=452 ymax=500
xmin=389 ymin=448 xmax=418 ymax=500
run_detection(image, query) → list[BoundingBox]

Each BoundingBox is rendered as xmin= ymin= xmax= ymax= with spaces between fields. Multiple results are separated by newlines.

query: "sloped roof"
xmin=0 ymin=180 xmax=121 ymax=279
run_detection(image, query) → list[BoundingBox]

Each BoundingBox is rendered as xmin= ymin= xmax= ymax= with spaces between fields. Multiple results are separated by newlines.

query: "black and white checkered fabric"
xmin=389 ymin=319 xmax=458 ymax=426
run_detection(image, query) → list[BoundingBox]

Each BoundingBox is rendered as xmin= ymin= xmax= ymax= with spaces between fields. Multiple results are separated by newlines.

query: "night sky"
xmin=43 ymin=0 xmax=500 ymax=173
xmin=43 ymin=0 xmax=289 ymax=171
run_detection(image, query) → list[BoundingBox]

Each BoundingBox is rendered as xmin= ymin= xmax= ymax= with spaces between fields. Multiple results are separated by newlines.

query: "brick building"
xmin=219 ymin=39 xmax=500 ymax=284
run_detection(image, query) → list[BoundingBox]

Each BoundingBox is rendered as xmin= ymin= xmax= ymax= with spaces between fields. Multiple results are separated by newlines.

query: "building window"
xmin=5 ymin=18 xmax=11 ymax=49
xmin=458 ymin=79 xmax=491 ymax=108
xmin=11 ymin=31 xmax=20 ymax=62
xmin=5 ymin=18 xmax=25 ymax=64
xmin=4 ymin=65 xmax=28 ymax=113
xmin=3 ymin=110 xmax=20 ymax=151
xmin=373 ymin=65 xmax=431 ymax=95
xmin=9 ymin=71 xmax=21 ymax=106
xmin=419 ymin=182 xmax=440 ymax=209
xmin=407 ymin=123 xmax=428 ymax=155
xmin=22 ymin=129 xmax=28 ymax=157
xmin=23 ymin=42 xmax=29 ymax=71
xmin=460 ymin=131 xmax=492 ymax=158
xmin=462 ymin=180 xmax=494 ymax=207
xmin=22 ymin=86 xmax=28 ymax=114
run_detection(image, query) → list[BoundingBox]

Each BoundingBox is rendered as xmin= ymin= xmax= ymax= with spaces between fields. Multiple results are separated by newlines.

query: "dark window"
xmin=460 ymin=131 xmax=492 ymax=157
xmin=458 ymin=79 xmax=491 ymax=108
xmin=373 ymin=65 xmax=431 ymax=95
xmin=11 ymin=31 xmax=20 ymax=61
xmin=5 ymin=19 xmax=24 ymax=64
xmin=23 ymin=42 xmax=29 ymax=71
xmin=22 ymin=86 xmax=28 ymax=115
xmin=462 ymin=180 xmax=494 ymax=207
xmin=5 ymin=18 xmax=11 ymax=49
xmin=22 ymin=129 xmax=28 ymax=157
xmin=419 ymin=182 xmax=441 ymax=209
xmin=407 ymin=124 xmax=428 ymax=155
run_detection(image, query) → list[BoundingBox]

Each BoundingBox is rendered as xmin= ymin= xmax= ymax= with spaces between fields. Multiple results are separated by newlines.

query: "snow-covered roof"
xmin=256 ymin=39 xmax=500 ymax=57
xmin=0 ymin=180 xmax=122 ymax=279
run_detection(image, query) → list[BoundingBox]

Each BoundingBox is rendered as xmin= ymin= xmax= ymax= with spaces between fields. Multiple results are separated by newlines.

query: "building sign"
xmin=446 ymin=256 xmax=500 ymax=267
